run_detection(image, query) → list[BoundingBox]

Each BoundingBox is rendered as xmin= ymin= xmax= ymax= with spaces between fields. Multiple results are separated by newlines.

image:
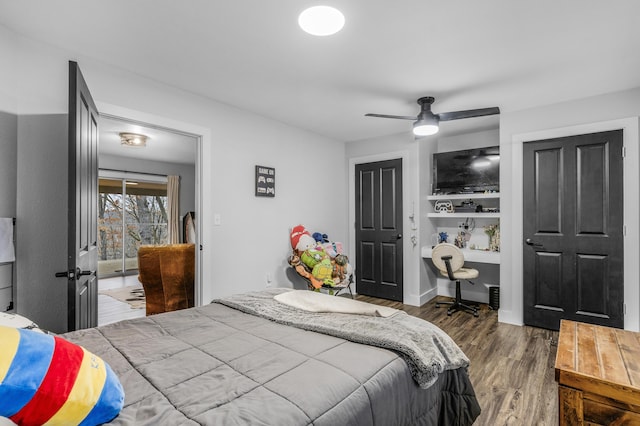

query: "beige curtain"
xmin=167 ymin=175 xmax=180 ymax=244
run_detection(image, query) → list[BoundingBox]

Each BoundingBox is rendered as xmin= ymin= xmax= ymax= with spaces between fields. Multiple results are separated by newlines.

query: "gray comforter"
xmin=216 ymin=288 xmax=470 ymax=389
xmin=64 ymin=290 xmax=480 ymax=425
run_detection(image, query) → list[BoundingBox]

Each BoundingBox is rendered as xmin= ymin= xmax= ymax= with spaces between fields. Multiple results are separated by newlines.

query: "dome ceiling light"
xmin=298 ymin=6 xmax=345 ymax=36
xmin=120 ymin=132 xmax=148 ymax=148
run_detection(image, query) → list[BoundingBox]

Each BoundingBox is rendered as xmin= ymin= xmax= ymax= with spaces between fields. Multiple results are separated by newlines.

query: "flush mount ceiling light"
xmin=119 ymin=132 xmax=148 ymax=147
xmin=298 ymin=6 xmax=345 ymax=36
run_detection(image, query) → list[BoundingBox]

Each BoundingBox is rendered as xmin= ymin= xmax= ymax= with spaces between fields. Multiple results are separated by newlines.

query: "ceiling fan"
xmin=365 ymin=96 xmax=500 ymax=137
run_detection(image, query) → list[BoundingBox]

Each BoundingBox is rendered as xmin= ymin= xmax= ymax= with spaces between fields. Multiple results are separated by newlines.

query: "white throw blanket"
xmin=274 ymin=290 xmax=398 ymax=317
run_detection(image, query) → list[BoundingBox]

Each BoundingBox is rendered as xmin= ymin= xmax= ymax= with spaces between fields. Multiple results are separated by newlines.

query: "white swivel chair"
xmin=431 ymin=243 xmax=479 ymax=317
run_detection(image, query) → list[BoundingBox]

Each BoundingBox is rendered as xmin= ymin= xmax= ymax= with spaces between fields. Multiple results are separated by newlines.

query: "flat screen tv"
xmin=432 ymin=146 xmax=500 ymax=194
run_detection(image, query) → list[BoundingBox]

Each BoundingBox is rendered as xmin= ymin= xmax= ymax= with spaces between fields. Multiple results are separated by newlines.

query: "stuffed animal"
xmin=289 ymin=226 xmax=352 ymax=289
xmin=290 ymin=224 xmax=316 ymax=253
xmin=312 ymin=232 xmax=329 ymax=243
xmin=300 ymin=246 xmax=327 ymax=269
xmin=288 ymin=253 xmax=323 ymax=288
xmin=330 ymin=254 xmax=347 ymax=282
xmin=313 ymin=258 xmax=334 ymax=284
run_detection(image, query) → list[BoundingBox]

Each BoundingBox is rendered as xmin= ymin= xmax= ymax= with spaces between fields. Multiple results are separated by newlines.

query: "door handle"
xmin=525 ymin=238 xmax=543 ymax=247
xmin=54 ymin=268 xmax=94 ymax=279
xmin=55 ymin=270 xmax=72 ymax=278
xmin=389 ymin=234 xmax=402 ymax=242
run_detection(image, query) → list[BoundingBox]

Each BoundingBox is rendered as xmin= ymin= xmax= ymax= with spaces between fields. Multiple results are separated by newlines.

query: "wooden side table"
xmin=555 ymin=319 xmax=640 ymax=424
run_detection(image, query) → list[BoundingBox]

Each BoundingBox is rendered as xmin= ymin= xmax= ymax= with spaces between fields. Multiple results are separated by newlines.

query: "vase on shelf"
xmin=484 ymin=224 xmax=500 ymax=252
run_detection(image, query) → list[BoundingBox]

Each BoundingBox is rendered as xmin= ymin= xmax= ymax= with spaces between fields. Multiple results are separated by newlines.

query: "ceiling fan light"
xmin=413 ymin=122 xmax=439 ymax=137
xmin=298 ymin=6 xmax=345 ymax=36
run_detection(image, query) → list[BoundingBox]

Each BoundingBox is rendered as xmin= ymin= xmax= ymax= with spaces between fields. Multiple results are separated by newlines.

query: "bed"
xmin=60 ymin=288 xmax=480 ymax=425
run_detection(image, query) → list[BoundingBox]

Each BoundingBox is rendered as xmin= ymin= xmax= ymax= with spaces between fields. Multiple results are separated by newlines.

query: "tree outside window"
xmin=98 ymin=179 xmax=168 ymax=276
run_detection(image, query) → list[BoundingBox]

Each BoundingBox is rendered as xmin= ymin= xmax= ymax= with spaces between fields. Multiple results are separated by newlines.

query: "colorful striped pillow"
xmin=0 ymin=325 xmax=124 ymax=425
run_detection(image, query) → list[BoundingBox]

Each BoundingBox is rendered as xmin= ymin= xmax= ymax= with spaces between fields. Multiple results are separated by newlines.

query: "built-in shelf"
xmin=428 ymin=192 xmax=500 ymax=218
xmin=421 ymin=246 xmax=501 ymax=264
xmin=427 ymin=193 xmax=500 ymax=201
xmin=427 ymin=212 xmax=500 ymax=218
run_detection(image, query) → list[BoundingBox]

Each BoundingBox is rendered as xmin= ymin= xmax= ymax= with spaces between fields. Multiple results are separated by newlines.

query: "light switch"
xmin=214 ymin=213 xmax=221 ymax=226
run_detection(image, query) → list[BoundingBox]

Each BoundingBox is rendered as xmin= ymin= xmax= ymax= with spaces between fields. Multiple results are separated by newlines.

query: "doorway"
xmin=522 ymin=130 xmax=624 ymax=330
xmin=96 ymin=114 xmax=199 ymax=325
xmin=507 ymin=118 xmax=639 ymax=331
xmin=354 ymin=158 xmax=404 ymax=301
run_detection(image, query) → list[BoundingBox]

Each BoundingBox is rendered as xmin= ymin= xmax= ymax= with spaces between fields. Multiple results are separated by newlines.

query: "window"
xmin=98 ymin=176 xmax=168 ymax=277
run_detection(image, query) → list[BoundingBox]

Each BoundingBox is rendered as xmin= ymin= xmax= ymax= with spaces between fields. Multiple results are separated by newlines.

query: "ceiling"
xmin=100 ymin=116 xmax=197 ymax=165
xmin=1 ymin=1 xmax=640 ymax=144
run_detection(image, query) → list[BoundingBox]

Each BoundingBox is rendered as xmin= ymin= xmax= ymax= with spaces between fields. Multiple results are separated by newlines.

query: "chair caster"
xmin=447 ymin=311 xmax=452 ymax=316
xmin=473 ymin=311 xmax=479 ymax=317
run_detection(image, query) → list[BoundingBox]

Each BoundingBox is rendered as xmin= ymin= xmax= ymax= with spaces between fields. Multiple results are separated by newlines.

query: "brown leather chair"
xmin=137 ymin=243 xmax=195 ymax=316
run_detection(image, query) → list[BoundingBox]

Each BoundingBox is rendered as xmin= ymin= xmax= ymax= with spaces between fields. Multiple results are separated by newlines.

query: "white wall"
xmin=500 ymin=87 xmax=640 ymax=330
xmin=1 ymin=24 xmax=348 ymax=315
xmin=0 ymin=25 xmax=18 ymax=114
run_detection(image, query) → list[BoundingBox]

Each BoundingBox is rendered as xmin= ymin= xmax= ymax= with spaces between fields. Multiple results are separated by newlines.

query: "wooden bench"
xmin=555 ymin=319 xmax=640 ymax=425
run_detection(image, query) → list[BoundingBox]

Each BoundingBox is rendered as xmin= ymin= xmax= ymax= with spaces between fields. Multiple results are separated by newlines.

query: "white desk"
xmin=421 ymin=246 xmax=500 ymax=264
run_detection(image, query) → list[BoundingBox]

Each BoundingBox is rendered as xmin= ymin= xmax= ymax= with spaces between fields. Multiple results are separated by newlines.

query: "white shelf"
xmin=427 ymin=193 xmax=500 ymax=201
xmin=421 ymin=246 xmax=501 ymax=264
xmin=427 ymin=212 xmax=500 ymax=218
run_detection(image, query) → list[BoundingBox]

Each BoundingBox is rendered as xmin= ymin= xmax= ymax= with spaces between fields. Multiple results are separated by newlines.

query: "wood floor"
xmin=98 ymin=275 xmax=145 ymax=326
xmin=357 ymin=295 xmax=559 ymax=426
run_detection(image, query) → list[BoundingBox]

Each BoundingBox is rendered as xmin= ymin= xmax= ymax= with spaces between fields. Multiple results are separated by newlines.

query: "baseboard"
xmin=498 ymin=309 xmax=523 ymax=326
xmin=404 ymin=286 xmax=437 ymax=307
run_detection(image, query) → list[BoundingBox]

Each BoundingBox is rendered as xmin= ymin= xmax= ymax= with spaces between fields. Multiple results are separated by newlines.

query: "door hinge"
xmin=624 ymin=225 xmax=627 ymax=237
xmin=624 ymin=303 xmax=627 ymax=316
xmin=622 ymin=146 xmax=626 ymax=158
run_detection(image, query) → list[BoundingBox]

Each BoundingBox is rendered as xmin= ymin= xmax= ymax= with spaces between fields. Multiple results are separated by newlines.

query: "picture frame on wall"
xmin=255 ymin=165 xmax=275 ymax=197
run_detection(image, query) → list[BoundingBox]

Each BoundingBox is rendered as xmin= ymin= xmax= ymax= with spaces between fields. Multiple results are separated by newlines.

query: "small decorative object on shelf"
xmin=454 ymin=200 xmax=480 ymax=213
xmin=484 ymin=224 xmax=500 ymax=252
xmin=434 ymin=200 xmax=454 ymax=213
xmin=438 ymin=232 xmax=448 ymax=244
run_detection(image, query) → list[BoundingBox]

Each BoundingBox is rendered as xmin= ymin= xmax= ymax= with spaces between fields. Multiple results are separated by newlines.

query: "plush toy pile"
xmin=288 ymin=224 xmax=353 ymax=290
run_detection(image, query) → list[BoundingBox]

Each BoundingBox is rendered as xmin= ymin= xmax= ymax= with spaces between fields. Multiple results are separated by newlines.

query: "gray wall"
xmin=0 ymin=111 xmax=17 ymax=217
xmin=0 ymin=111 xmax=17 ymax=311
xmin=16 ymin=114 xmax=69 ymax=333
xmin=100 ymin=154 xmax=196 ymax=216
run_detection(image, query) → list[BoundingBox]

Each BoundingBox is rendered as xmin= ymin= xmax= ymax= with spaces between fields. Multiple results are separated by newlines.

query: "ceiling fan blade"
xmin=437 ymin=107 xmax=500 ymax=121
xmin=365 ymin=113 xmax=416 ymax=120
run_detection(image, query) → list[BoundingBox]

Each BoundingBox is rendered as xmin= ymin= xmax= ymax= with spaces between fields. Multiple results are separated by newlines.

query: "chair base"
xmin=435 ymin=280 xmax=479 ymax=317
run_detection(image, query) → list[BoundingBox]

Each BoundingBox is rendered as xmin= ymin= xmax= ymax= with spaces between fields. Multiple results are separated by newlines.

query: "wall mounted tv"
xmin=432 ymin=146 xmax=500 ymax=194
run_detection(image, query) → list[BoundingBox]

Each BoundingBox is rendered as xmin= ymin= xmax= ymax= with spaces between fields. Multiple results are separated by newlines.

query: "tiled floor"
xmin=98 ymin=275 xmax=145 ymax=326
